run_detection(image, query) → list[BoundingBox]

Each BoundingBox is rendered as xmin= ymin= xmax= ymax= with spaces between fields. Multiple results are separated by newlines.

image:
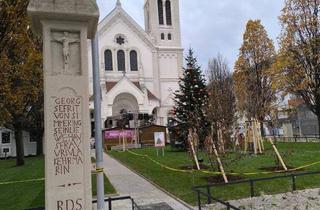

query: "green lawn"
xmin=108 ymin=142 xmax=320 ymax=205
xmin=0 ymin=156 xmax=116 ymax=210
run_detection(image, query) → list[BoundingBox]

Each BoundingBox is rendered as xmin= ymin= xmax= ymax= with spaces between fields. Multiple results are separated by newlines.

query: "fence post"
xmin=250 ymin=180 xmax=254 ymax=197
xmin=108 ymin=199 xmax=112 ymax=210
xmin=197 ymin=191 xmax=202 ymax=210
xmin=292 ymin=175 xmax=296 ymax=191
xmin=227 ymin=202 xmax=231 ymax=210
xmin=206 ymin=186 xmax=211 ymax=204
xmin=131 ymin=198 xmax=134 ymax=210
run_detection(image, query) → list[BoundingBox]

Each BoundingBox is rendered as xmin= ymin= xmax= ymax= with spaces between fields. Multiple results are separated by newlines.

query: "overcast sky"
xmin=97 ymin=0 xmax=285 ymax=71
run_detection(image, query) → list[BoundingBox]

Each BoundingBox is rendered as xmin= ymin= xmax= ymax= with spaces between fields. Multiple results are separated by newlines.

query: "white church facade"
xmin=89 ymin=0 xmax=183 ymax=127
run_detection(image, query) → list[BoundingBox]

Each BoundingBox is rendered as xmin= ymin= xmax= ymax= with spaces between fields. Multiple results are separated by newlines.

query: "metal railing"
xmin=192 ymin=171 xmax=320 ymax=210
xmin=265 ymin=135 xmax=320 ymax=143
xmin=26 ymin=195 xmax=141 ymax=210
xmin=92 ymin=196 xmax=142 ymax=210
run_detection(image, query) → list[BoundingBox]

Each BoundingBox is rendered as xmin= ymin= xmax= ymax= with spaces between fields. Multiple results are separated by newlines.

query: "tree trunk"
xmin=260 ymin=122 xmax=265 ymax=137
xmin=36 ymin=128 xmax=44 ymax=156
xmin=317 ymin=115 xmax=320 ymax=138
xmin=14 ymin=121 xmax=25 ymax=166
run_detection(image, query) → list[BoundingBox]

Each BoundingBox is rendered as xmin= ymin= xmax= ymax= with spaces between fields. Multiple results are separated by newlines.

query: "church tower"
xmin=144 ymin=0 xmax=182 ymax=47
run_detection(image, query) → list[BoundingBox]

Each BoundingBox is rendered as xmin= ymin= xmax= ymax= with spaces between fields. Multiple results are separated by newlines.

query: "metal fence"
xmin=26 ymin=195 xmax=141 ymax=210
xmin=265 ymin=135 xmax=320 ymax=143
xmin=192 ymin=171 xmax=320 ymax=210
xmin=92 ymin=195 xmax=142 ymax=210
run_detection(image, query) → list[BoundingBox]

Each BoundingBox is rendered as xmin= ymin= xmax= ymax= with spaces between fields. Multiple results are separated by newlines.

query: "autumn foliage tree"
xmin=0 ymin=0 xmax=43 ymax=165
xmin=206 ymin=54 xmax=236 ymax=149
xmin=276 ymin=0 xmax=320 ymax=133
xmin=233 ymin=20 xmax=277 ymax=125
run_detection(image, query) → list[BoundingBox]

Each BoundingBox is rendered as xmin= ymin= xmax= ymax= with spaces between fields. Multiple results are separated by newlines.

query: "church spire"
xmin=116 ymin=0 xmax=122 ymax=7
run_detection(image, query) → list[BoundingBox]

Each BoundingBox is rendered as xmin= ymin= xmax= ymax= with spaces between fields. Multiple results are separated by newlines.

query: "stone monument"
xmin=27 ymin=1 xmax=99 ymax=209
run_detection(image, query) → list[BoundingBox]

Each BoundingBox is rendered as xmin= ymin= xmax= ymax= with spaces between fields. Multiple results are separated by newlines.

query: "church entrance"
xmin=112 ymin=93 xmax=139 ymax=116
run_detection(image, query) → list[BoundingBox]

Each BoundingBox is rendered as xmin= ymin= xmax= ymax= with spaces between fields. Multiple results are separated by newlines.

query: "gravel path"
xmin=207 ymin=188 xmax=320 ymax=210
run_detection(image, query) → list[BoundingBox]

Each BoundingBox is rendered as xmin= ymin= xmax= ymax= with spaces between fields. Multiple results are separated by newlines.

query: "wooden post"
xmin=244 ymin=131 xmax=248 ymax=153
xmin=257 ymin=120 xmax=265 ymax=151
xmin=188 ymin=130 xmax=200 ymax=170
xmin=253 ymin=124 xmax=258 ymax=155
xmin=212 ymin=143 xmax=228 ymax=183
xmin=268 ymin=137 xmax=288 ymax=171
xmin=254 ymin=120 xmax=262 ymax=154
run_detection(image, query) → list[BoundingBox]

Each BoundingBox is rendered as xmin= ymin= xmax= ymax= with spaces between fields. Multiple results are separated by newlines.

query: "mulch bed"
xmin=179 ymin=164 xmax=210 ymax=170
xmin=259 ymin=165 xmax=304 ymax=172
xmin=202 ymin=175 xmax=244 ymax=184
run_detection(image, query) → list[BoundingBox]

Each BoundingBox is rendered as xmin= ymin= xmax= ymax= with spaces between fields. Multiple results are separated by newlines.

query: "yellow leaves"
xmin=0 ymin=0 xmax=43 ymax=125
xmin=277 ymin=0 xmax=320 ymax=108
xmin=234 ymin=19 xmax=276 ymax=119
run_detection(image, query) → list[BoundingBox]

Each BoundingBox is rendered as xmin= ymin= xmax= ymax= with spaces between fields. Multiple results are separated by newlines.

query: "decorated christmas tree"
xmin=170 ymin=49 xmax=209 ymax=149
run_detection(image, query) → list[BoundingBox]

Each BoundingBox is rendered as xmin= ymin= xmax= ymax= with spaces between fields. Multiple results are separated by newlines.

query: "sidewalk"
xmin=101 ymin=152 xmax=192 ymax=210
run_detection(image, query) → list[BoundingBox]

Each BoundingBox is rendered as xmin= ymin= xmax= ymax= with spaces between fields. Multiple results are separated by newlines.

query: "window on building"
xmin=168 ymin=33 xmax=172 ymax=40
xmin=165 ymin=0 xmax=172 ymax=25
xmin=104 ymin=50 xmax=113 ymax=71
xmin=116 ymin=36 xmax=125 ymax=45
xmin=158 ymin=0 xmax=164 ymax=25
xmin=130 ymin=50 xmax=138 ymax=71
xmin=3 ymin=148 xmax=9 ymax=153
xmin=117 ymin=50 xmax=125 ymax=71
xmin=161 ymin=33 xmax=165 ymax=40
xmin=1 ymin=132 xmax=10 ymax=144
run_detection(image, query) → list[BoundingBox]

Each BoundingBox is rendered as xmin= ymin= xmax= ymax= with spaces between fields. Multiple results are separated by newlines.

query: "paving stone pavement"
xmin=96 ymin=152 xmax=193 ymax=210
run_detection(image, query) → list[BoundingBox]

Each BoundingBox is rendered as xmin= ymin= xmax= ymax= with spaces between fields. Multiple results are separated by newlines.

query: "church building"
xmin=89 ymin=0 xmax=183 ymax=127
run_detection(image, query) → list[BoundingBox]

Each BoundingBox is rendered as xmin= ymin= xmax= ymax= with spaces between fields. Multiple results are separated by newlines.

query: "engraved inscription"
xmin=51 ymin=31 xmax=81 ymax=76
xmin=57 ymin=198 xmax=83 ymax=210
xmin=53 ymin=97 xmax=83 ymax=175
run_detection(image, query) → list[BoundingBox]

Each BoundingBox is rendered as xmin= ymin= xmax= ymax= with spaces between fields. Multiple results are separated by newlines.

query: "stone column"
xmin=27 ymin=1 xmax=99 ymax=210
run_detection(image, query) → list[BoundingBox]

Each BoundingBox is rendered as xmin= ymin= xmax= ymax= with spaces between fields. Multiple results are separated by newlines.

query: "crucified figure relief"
xmin=53 ymin=32 xmax=80 ymax=74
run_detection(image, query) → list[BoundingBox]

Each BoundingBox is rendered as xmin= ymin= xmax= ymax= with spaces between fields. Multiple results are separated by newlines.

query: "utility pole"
xmin=92 ymin=33 xmax=105 ymax=210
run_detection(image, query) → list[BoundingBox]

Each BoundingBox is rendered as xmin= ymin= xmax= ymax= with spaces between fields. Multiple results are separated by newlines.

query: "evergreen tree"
xmin=170 ymin=49 xmax=209 ymax=149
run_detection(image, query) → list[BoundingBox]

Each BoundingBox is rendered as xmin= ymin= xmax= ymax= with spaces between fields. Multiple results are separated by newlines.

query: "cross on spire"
xmin=116 ymin=0 xmax=122 ymax=7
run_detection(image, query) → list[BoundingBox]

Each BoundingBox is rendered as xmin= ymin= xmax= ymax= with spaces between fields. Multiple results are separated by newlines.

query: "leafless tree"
xmin=206 ymin=54 xmax=237 ymax=149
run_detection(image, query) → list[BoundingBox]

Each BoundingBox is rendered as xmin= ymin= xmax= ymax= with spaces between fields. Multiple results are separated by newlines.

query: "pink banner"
xmin=104 ymin=130 xmax=135 ymax=139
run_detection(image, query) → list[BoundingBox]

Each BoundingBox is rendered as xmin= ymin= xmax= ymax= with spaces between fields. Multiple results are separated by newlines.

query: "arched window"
xmin=104 ymin=50 xmax=113 ymax=71
xmin=158 ymin=0 xmax=164 ymax=25
xmin=117 ymin=50 xmax=125 ymax=71
xmin=165 ymin=0 xmax=172 ymax=25
xmin=161 ymin=33 xmax=165 ymax=40
xmin=168 ymin=33 xmax=172 ymax=40
xmin=130 ymin=50 xmax=138 ymax=71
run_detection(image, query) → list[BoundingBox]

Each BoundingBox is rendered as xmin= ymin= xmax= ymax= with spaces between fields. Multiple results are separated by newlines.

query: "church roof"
xmin=98 ymin=2 xmax=155 ymax=49
xmin=106 ymin=81 xmax=159 ymax=101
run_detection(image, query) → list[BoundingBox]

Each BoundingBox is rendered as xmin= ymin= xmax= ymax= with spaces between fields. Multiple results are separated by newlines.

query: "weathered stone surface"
xmin=27 ymin=1 xmax=99 ymax=209
xmin=28 ymin=0 xmax=99 ymax=38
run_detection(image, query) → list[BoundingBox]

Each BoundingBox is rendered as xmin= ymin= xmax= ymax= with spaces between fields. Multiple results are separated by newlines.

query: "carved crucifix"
xmin=53 ymin=32 xmax=80 ymax=74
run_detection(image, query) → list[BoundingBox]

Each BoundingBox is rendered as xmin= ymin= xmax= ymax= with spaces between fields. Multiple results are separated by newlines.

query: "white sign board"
xmin=154 ymin=132 xmax=165 ymax=147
